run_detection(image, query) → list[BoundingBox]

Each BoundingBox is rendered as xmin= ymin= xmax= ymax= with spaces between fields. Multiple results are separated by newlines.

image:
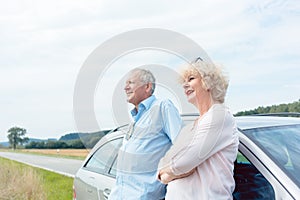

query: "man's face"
xmin=124 ymin=72 xmax=149 ymax=106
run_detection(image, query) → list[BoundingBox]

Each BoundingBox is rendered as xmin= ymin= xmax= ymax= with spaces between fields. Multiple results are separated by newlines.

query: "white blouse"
xmin=158 ymin=104 xmax=239 ymax=200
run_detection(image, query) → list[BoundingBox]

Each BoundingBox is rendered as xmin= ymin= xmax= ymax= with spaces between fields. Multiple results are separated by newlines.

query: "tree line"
xmin=25 ymin=131 xmax=110 ymax=149
xmin=234 ymin=99 xmax=300 ymax=116
xmin=5 ymin=128 xmax=110 ymax=150
xmin=25 ymin=139 xmax=85 ymax=149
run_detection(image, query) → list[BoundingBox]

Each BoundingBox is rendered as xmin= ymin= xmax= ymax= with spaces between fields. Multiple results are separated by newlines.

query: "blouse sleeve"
xmin=167 ymin=106 xmax=236 ymax=176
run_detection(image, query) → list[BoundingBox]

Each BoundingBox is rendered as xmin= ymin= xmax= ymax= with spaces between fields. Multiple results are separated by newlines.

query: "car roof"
xmin=181 ymin=113 xmax=300 ymax=130
xmin=235 ymin=116 xmax=300 ymax=130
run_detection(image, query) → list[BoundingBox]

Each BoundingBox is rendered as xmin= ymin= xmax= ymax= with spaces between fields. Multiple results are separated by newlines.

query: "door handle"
xmin=87 ymin=189 xmax=93 ymax=193
xmin=103 ymin=188 xmax=111 ymax=199
xmin=87 ymin=177 xmax=95 ymax=193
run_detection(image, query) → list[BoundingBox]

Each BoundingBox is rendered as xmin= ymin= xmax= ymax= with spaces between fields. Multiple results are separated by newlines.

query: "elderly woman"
xmin=157 ymin=58 xmax=239 ymax=199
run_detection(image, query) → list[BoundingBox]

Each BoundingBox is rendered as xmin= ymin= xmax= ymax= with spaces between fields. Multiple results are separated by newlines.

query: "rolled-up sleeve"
xmin=161 ymin=100 xmax=182 ymax=143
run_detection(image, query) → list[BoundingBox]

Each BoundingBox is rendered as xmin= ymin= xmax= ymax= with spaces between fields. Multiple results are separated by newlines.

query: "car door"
xmin=76 ymin=137 xmax=123 ymax=200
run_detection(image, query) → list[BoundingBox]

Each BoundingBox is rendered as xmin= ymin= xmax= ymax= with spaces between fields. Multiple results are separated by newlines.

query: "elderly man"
xmin=109 ymin=68 xmax=182 ymax=200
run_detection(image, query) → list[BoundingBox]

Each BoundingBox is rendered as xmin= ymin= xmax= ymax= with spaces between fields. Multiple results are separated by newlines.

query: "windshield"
xmin=243 ymin=124 xmax=300 ymax=187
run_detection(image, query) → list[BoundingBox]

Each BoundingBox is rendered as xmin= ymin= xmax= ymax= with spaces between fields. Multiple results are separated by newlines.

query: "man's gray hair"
xmin=131 ymin=68 xmax=156 ymax=94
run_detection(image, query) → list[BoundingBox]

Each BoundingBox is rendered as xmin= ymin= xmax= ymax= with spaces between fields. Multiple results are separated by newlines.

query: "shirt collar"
xmin=130 ymin=95 xmax=156 ymax=117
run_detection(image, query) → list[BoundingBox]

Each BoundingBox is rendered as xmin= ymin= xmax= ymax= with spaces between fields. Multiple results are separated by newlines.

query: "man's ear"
xmin=145 ymin=82 xmax=152 ymax=93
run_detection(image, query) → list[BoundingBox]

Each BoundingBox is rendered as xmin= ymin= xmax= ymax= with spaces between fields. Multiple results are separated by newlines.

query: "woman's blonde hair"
xmin=179 ymin=60 xmax=229 ymax=103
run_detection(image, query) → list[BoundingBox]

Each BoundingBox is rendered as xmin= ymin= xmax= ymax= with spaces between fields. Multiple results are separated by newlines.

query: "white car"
xmin=73 ymin=114 xmax=300 ymax=200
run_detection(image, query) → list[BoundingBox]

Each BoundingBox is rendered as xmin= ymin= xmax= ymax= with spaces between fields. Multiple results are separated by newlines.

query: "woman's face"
xmin=182 ymin=73 xmax=206 ymax=106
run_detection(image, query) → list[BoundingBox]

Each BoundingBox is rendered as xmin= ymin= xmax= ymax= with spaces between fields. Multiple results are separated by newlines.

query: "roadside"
xmin=0 ymin=151 xmax=83 ymax=178
xmin=0 ymin=156 xmax=73 ymax=200
xmin=0 ymin=148 xmax=89 ymax=160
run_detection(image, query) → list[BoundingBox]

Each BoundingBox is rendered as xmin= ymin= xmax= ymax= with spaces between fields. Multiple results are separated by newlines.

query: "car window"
xmin=233 ymin=152 xmax=275 ymax=200
xmin=84 ymin=138 xmax=123 ymax=175
xmin=243 ymin=124 xmax=300 ymax=187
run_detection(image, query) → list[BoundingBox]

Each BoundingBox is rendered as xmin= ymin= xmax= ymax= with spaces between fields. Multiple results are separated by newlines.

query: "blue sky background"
xmin=1 ymin=0 xmax=299 ymax=141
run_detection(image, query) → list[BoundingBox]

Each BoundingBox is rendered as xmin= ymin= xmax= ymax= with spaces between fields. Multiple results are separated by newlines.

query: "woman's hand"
xmin=159 ymin=171 xmax=174 ymax=184
xmin=158 ymin=167 xmax=196 ymax=184
xmin=157 ymin=167 xmax=174 ymax=184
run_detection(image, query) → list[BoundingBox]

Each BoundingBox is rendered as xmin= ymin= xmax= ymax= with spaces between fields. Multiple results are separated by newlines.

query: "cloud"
xmin=0 ymin=0 xmax=299 ymax=141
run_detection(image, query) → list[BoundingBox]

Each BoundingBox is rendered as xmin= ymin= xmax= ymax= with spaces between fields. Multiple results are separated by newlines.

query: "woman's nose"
xmin=124 ymin=84 xmax=129 ymax=91
xmin=182 ymin=82 xmax=189 ymax=89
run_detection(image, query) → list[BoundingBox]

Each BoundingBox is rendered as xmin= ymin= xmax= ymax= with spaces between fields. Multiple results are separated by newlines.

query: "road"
xmin=0 ymin=152 xmax=84 ymax=177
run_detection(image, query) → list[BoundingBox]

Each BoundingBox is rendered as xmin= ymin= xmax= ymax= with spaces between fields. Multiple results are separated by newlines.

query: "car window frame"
xmin=83 ymin=137 xmax=123 ymax=177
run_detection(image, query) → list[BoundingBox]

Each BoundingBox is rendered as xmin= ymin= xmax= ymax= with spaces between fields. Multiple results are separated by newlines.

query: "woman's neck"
xmin=196 ymin=96 xmax=214 ymax=116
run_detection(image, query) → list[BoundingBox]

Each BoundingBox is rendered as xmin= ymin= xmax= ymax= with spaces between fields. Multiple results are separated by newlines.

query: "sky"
xmin=1 ymin=0 xmax=299 ymax=142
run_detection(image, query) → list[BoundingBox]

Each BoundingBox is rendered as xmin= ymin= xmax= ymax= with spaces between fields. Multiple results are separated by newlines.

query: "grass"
xmin=237 ymin=152 xmax=250 ymax=163
xmin=0 ymin=157 xmax=73 ymax=200
xmin=40 ymin=168 xmax=73 ymax=200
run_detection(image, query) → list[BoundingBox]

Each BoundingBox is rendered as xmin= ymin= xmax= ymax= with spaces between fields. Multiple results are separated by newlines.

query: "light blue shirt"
xmin=109 ymin=95 xmax=182 ymax=200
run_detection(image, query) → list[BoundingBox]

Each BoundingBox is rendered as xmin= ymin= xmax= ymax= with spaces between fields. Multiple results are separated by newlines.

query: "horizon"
xmin=1 ymin=99 xmax=299 ymax=143
xmin=1 ymin=0 xmax=299 ymax=142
